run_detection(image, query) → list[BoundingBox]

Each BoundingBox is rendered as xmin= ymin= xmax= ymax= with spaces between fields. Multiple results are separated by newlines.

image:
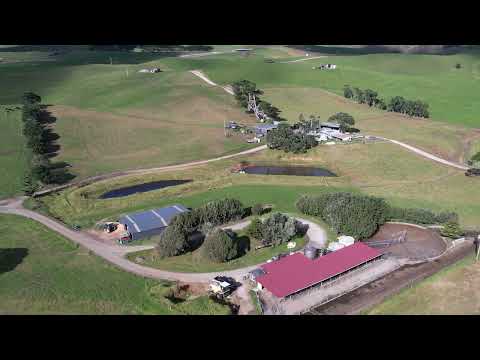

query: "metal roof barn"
xmin=119 ymin=204 xmax=188 ymax=240
xmin=256 ymin=242 xmax=382 ymax=298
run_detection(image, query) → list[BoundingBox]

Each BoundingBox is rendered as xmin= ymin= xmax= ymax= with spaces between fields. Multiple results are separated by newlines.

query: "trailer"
xmin=208 ymin=276 xmax=236 ymax=298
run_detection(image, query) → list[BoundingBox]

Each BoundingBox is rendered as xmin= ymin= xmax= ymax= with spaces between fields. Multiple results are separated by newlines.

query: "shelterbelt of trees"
xmin=21 ymin=92 xmax=73 ymax=195
xmin=343 ymin=85 xmax=430 ymax=118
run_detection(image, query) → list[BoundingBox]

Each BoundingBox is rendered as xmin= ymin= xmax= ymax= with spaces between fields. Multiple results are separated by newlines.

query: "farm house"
xmin=254 ymin=123 xmax=278 ymax=137
xmin=119 ymin=204 xmax=188 ymax=241
xmin=255 ymin=242 xmax=383 ymax=299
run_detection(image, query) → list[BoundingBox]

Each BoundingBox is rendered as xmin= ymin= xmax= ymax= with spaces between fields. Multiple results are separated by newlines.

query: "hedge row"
xmin=386 ymin=206 xmax=458 ymax=225
xmin=296 ymin=193 xmax=459 ymax=240
xmin=296 ymin=192 xmax=388 ymax=240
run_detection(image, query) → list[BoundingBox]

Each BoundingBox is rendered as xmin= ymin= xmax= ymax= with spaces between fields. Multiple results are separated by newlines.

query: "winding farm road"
xmin=381 ymin=138 xmax=469 ymax=171
xmin=190 ymin=70 xmax=235 ymax=95
xmin=0 ymin=198 xmax=326 ymax=284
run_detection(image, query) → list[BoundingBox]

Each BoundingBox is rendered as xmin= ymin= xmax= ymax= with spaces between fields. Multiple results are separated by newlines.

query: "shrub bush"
xmin=440 ymin=222 xmax=464 ymax=239
xmin=157 ymin=225 xmax=190 ymax=258
xmin=296 ymin=193 xmax=335 ymax=217
xmin=245 ymin=217 xmax=264 ymax=241
xmin=261 ymin=213 xmax=299 ymax=246
xmin=198 ymin=198 xmax=244 ymax=226
xmin=471 ymin=152 xmax=480 ymax=162
xmin=251 ymin=203 xmax=264 ymax=216
xmin=435 ymin=211 xmax=459 ymax=224
xmin=387 ymin=207 xmax=458 ymax=225
xmin=169 ymin=210 xmax=202 ymax=234
xmin=201 ymin=228 xmax=238 ymax=263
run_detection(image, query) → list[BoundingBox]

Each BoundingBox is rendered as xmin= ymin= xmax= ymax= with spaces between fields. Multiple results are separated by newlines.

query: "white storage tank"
xmin=304 ymin=245 xmax=319 ymax=260
xmin=327 ymin=242 xmax=345 ymax=252
xmin=337 ymin=235 xmax=355 ymax=247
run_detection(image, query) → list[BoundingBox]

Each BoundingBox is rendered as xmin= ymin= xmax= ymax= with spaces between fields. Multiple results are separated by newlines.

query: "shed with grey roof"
xmin=119 ymin=204 xmax=188 ymax=241
xmin=320 ymin=122 xmax=341 ymax=130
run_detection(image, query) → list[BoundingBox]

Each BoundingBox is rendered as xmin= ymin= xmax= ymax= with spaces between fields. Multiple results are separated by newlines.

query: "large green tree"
xmin=266 ymin=124 xmax=317 ymax=153
xmin=201 ymin=228 xmax=238 ymax=263
xmin=328 ymin=112 xmax=355 ymax=132
xmin=157 ymin=225 xmax=190 ymax=258
xmin=261 ymin=213 xmax=298 ymax=246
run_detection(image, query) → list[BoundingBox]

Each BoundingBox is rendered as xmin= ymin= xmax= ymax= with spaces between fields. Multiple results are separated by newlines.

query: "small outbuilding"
xmin=320 ymin=122 xmax=341 ymax=130
xmin=119 ymin=204 xmax=188 ymax=241
xmin=254 ymin=123 xmax=278 ymax=136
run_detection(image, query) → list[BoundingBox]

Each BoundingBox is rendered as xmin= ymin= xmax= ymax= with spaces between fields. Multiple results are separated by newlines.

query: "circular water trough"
xmin=366 ymin=222 xmax=447 ymax=263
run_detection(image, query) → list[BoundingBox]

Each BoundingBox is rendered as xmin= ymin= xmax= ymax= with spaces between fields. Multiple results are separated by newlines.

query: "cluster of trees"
xmin=297 ymin=192 xmax=461 ymax=240
xmin=296 ymin=113 xmax=358 ymax=134
xmin=296 ymin=192 xmax=388 ymax=240
xmin=343 ymin=85 xmax=429 ymax=118
xmin=327 ymin=112 xmax=358 ymax=132
xmin=266 ymin=123 xmax=318 ymax=154
xmin=246 ymin=213 xmax=301 ymax=246
xmin=156 ymin=198 xmax=245 ymax=258
xmin=21 ymin=92 xmax=57 ymax=194
xmin=387 ymin=206 xmax=458 ymax=225
xmin=231 ymin=80 xmax=282 ymax=122
xmin=468 ymin=152 xmax=480 ymax=168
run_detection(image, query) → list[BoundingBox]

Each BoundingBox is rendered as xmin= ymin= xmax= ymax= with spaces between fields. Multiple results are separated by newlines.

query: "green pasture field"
xmin=0 ymin=214 xmax=230 ymax=314
xmin=162 ymin=49 xmax=480 ymax=127
xmin=0 ymin=53 xmax=257 ymax=181
xmin=260 ymin=86 xmax=477 ymax=162
xmin=0 ymin=108 xmax=28 ymax=198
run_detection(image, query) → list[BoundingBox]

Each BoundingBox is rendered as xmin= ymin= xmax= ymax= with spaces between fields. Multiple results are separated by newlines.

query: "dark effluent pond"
xmin=99 ymin=180 xmax=193 ymax=199
xmin=243 ymin=166 xmax=336 ymax=177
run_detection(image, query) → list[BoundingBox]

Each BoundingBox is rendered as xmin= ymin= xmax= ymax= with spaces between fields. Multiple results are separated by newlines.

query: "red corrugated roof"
xmin=256 ymin=242 xmax=382 ymax=298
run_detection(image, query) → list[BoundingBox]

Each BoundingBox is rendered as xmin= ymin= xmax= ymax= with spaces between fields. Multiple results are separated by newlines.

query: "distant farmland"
xmin=169 ymin=49 xmax=480 ymax=127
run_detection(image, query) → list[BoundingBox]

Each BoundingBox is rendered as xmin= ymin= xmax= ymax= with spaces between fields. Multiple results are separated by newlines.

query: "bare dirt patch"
xmin=86 ymin=223 xmax=126 ymax=246
xmin=367 ymin=223 xmax=447 ymax=262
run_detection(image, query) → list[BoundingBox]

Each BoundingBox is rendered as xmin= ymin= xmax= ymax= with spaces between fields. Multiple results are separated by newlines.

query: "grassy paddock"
xmin=0 ymin=214 xmax=230 ymax=314
xmin=261 ymin=86 xmax=476 ymax=162
xmin=182 ymin=50 xmax=480 ymax=127
xmin=0 ymin=108 xmax=27 ymax=198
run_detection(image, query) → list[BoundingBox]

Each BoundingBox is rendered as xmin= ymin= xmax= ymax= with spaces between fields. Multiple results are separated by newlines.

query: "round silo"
xmin=304 ymin=245 xmax=319 ymax=260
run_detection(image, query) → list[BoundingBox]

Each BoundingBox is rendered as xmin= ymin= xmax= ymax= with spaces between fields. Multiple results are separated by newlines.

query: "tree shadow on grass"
xmin=0 ymin=248 xmax=29 ymax=275
xmin=236 ymin=235 xmax=251 ymax=256
xmin=38 ymin=106 xmax=76 ymax=185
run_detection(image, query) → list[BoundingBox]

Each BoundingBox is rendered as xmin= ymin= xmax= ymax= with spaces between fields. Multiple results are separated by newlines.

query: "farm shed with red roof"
xmin=256 ymin=242 xmax=383 ymax=298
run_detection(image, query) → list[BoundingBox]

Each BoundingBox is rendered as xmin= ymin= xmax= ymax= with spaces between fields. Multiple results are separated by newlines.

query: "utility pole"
xmin=109 ymin=57 xmax=113 ymax=65
xmin=224 ymin=119 xmax=227 ymax=137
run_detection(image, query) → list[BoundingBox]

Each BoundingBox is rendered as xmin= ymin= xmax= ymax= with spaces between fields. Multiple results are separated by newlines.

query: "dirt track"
xmin=0 ymin=199 xmax=326 ymax=283
xmin=382 ymin=138 xmax=469 ymax=170
xmin=307 ymin=240 xmax=475 ymax=315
